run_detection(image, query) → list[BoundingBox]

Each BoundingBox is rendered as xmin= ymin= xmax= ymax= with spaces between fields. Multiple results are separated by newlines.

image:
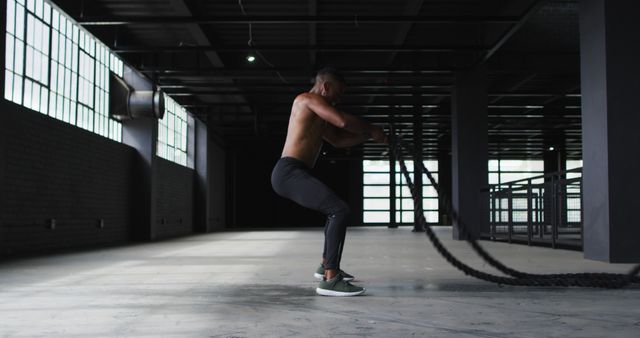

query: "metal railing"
xmin=486 ymin=168 xmax=583 ymax=249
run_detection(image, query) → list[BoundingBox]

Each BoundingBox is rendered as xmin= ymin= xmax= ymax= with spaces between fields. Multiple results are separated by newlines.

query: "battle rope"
xmin=389 ymin=136 xmax=640 ymax=288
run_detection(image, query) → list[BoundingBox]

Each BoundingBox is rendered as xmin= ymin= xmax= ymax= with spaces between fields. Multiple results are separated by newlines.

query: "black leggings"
xmin=271 ymin=157 xmax=349 ymax=270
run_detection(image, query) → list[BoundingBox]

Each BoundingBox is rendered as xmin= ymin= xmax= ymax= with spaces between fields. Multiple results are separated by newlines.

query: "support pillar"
xmin=194 ymin=118 xmax=210 ymax=233
xmin=122 ymin=117 xmax=157 ymax=241
xmin=389 ymin=154 xmax=397 ymax=228
xmin=579 ymin=0 xmax=640 ymax=262
xmin=451 ymin=66 xmax=489 ymax=240
xmin=542 ymin=134 xmax=566 ymax=234
xmin=412 ymin=93 xmax=424 ymax=231
xmin=437 ymin=136 xmax=452 ymax=225
xmin=121 ymin=67 xmax=158 ymax=241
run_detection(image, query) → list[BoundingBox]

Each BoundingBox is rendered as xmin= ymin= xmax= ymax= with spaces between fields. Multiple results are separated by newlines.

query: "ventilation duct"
xmin=109 ymin=72 xmax=165 ymax=120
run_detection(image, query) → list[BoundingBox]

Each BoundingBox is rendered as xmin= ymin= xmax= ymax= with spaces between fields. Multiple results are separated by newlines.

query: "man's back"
xmin=281 ymin=93 xmax=327 ymax=168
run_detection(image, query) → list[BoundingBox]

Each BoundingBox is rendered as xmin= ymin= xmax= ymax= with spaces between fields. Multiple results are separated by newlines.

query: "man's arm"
xmin=323 ymin=124 xmax=371 ymax=148
xmin=301 ymin=93 xmax=387 ymax=143
xmin=302 ymin=93 xmax=374 ymax=134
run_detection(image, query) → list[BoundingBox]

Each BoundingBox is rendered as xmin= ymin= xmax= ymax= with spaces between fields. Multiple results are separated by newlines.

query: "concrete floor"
xmin=0 ymin=227 xmax=639 ymax=338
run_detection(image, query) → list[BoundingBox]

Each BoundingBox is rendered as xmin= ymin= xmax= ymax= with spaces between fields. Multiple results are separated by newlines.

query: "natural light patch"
xmin=4 ymin=0 xmax=123 ymax=142
xmin=363 ymin=159 xmax=439 ymax=224
xmin=157 ymin=95 xmax=189 ymax=167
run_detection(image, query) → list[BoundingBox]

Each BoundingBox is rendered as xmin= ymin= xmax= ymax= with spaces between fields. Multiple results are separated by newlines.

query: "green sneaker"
xmin=316 ymin=274 xmax=365 ymax=297
xmin=313 ymin=264 xmax=355 ymax=282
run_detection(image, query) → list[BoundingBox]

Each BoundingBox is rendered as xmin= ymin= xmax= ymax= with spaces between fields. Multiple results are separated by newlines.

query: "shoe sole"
xmin=316 ymin=287 xmax=366 ymax=297
xmin=314 ymin=272 xmax=354 ymax=282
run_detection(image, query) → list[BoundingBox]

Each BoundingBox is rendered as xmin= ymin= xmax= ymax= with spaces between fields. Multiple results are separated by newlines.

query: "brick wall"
xmin=0 ymin=100 xmax=136 ymax=256
xmin=153 ymin=157 xmax=194 ymax=239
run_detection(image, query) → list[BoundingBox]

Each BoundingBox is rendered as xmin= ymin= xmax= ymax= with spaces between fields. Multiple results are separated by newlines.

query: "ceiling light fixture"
xmin=246 ymin=54 xmax=256 ymax=63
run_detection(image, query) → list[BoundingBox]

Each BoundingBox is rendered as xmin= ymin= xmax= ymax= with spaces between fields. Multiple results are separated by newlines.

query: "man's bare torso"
xmin=281 ymin=93 xmax=327 ymax=168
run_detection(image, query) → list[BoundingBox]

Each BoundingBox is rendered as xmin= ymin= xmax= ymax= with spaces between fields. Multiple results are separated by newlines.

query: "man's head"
xmin=314 ymin=67 xmax=346 ymax=105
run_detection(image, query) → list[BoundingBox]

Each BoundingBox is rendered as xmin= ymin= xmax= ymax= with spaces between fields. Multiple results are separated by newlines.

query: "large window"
xmin=4 ymin=0 xmax=123 ymax=142
xmin=157 ymin=96 xmax=189 ymax=167
xmin=488 ymin=159 xmax=544 ymax=186
xmin=566 ymin=160 xmax=583 ymax=223
xmin=489 ymin=159 xmax=544 ymax=223
xmin=363 ymin=160 xmax=439 ymax=224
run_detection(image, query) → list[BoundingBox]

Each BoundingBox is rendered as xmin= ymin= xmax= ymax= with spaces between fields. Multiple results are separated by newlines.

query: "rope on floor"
xmin=390 ymin=135 xmax=640 ymax=288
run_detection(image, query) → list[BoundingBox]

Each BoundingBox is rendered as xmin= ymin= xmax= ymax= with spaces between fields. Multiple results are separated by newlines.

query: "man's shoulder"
xmin=294 ymin=92 xmax=326 ymax=105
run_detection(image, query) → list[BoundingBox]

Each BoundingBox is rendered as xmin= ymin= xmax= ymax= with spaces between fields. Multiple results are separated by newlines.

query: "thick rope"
xmin=390 ymin=136 xmax=640 ymax=288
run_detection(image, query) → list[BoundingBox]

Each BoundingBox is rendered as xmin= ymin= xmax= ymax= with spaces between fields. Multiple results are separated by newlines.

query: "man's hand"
xmin=371 ymin=126 xmax=388 ymax=144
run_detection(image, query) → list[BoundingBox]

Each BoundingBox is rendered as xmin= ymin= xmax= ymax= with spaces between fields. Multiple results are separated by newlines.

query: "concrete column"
xmin=437 ymin=137 xmax=452 ymax=225
xmin=194 ymin=118 xmax=209 ymax=233
xmin=208 ymin=132 xmax=226 ymax=231
xmin=121 ymin=66 xmax=157 ymax=240
xmin=389 ymin=154 xmax=397 ymax=228
xmin=542 ymin=135 xmax=566 ymax=230
xmin=122 ymin=117 xmax=157 ymax=241
xmin=451 ymin=66 xmax=489 ymax=240
xmin=543 ymin=134 xmax=566 ymax=175
xmin=579 ymin=0 xmax=640 ymax=262
xmin=412 ymin=93 xmax=424 ymax=231
xmin=194 ymin=118 xmax=226 ymax=232
xmin=0 ymin=0 xmax=6 ymax=248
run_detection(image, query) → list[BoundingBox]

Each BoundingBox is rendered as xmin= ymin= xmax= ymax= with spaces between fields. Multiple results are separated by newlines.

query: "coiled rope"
xmin=390 ymin=136 xmax=640 ymax=288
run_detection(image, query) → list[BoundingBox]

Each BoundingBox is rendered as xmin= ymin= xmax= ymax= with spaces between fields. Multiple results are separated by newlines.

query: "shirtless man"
xmin=271 ymin=67 xmax=387 ymax=296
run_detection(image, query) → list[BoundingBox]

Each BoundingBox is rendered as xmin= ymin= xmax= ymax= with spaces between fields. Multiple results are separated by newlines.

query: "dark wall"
xmin=0 ymin=100 xmax=136 ymax=255
xmin=227 ymin=136 xmax=363 ymax=228
xmin=153 ymin=158 xmax=194 ymax=239
xmin=0 ymin=100 xmax=200 ymax=256
xmin=209 ymin=139 xmax=226 ymax=230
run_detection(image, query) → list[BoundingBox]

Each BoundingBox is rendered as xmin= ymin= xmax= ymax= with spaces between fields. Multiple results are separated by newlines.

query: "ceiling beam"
xmin=163 ymin=90 xmax=577 ymax=97
xmin=308 ymin=0 xmax=317 ymax=67
xmin=113 ymin=44 xmax=487 ymax=53
xmin=480 ymin=0 xmax=549 ymax=64
xmin=158 ymin=83 xmax=453 ymax=89
xmin=167 ymin=0 xmax=253 ymax=113
xmin=79 ymin=15 xmax=522 ymax=25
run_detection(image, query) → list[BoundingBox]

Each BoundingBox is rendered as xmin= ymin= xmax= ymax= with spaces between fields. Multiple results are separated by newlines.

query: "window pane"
xmin=399 ymin=211 xmax=414 ymax=223
xmin=363 ymin=186 xmax=389 ymax=197
xmin=395 ymin=160 xmax=413 ymax=172
xmin=363 ymin=211 xmax=390 ymax=223
xmin=396 ymin=198 xmax=414 ymax=210
xmin=363 ymin=173 xmax=389 ymax=184
xmin=4 ymin=71 xmax=13 ymax=100
xmin=424 ymin=211 xmax=439 ymax=223
xmin=566 ymin=160 xmax=583 ymax=170
xmin=363 ymin=199 xmax=389 ymax=211
xmin=14 ymin=40 xmax=24 ymax=75
xmin=422 ymin=198 xmax=438 ymax=210
xmin=7 ymin=0 xmax=15 ymax=35
xmin=13 ymin=73 xmax=23 ymax=104
xmin=489 ymin=159 xmax=499 ymax=171
xmin=423 ymin=160 xmax=438 ymax=171
xmin=15 ymin=4 xmax=25 ymax=40
xmin=422 ymin=186 xmax=437 ymax=197
xmin=395 ymin=186 xmax=412 ymax=197
xmin=489 ymin=173 xmax=499 ymax=185
xmin=363 ymin=160 xmax=389 ymax=172
xmin=6 ymin=34 xmax=15 ymax=71
xmin=500 ymin=160 xmax=543 ymax=172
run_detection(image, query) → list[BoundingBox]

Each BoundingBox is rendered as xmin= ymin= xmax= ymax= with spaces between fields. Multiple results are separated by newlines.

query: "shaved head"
xmin=315 ymin=67 xmax=346 ymax=87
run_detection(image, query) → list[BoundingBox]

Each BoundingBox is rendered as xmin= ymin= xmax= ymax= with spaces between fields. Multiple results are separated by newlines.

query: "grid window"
xmin=4 ymin=0 xmax=123 ymax=142
xmin=363 ymin=159 xmax=439 ymax=224
xmin=157 ymin=96 xmax=189 ymax=167
xmin=489 ymin=159 xmax=545 ymax=223
xmin=566 ymin=159 xmax=583 ymax=223
xmin=5 ymin=0 xmax=26 ymax=105
xmin=489 ymin=159 xmax=544 ymax=187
